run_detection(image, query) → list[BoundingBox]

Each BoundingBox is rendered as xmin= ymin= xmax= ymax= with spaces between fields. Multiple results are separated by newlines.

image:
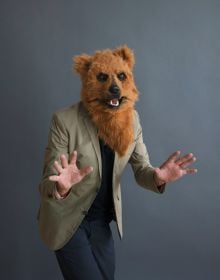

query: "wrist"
xmin=55 ymin=183 xmax=70 ymax=199
xmin=153 ymin=169 xmax=166 ymax=186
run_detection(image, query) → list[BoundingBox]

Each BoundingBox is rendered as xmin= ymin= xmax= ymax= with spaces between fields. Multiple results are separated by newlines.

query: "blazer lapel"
xmin=113 ymin=150 xmax=119 ymax=177
xmin=80 ymin=102 xmax=102 ymax=178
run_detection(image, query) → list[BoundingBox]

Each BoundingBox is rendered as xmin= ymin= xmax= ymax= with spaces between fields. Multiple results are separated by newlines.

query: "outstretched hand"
xmin=49 ymin=151 xmax=93 ymax=196
xmin=154 ymin=151 xmax=197 ymax=186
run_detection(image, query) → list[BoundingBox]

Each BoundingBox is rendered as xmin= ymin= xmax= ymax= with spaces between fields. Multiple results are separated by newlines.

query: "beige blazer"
xmin=37 ymin=101 xmax=165 ymax=251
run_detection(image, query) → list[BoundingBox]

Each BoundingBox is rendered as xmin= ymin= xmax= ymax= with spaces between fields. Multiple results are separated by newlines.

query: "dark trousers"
xmin=54 ymin=217 xmax=115 ymax=280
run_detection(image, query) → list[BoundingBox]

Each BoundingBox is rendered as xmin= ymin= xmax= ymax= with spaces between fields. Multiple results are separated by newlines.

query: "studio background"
xmin=1 ymin=0 xmax=220 ymax=279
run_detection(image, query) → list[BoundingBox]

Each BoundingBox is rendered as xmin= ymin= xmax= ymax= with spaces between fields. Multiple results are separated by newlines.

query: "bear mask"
xmin=73 ymin=45 xmax=139 ymax=157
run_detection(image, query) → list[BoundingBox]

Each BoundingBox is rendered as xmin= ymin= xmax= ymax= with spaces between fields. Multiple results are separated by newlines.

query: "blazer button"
xmin=82 ymin=210 xmax=88 ymax=215
xmin=117 ymin=195 xmax=120 ymax=200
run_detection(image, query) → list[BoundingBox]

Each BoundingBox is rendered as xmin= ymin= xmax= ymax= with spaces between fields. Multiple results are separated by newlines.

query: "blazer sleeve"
xmin=128 ymin=111 xmax=166 ymax=194
xmin=38 ymin=112 xmax=70 ymax=199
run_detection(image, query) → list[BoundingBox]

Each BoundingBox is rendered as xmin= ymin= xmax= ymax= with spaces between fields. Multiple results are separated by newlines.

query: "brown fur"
xmin=73 ymin=45 xmax=139 ymax=157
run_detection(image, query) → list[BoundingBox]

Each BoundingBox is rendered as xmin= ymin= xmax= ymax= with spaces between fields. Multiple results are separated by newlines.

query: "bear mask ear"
xmin=73 ymin=54 xmax=92 ymax=76
xmin=113 ymin=45 xmax=135 ymax=69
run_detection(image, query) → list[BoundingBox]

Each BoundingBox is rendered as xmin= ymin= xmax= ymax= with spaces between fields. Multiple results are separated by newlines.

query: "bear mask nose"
xmin=109 ymin=84 xmax=120 ymax=95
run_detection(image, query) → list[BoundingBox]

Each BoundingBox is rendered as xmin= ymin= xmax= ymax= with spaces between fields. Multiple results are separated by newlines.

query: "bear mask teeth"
xmin=109 ymin=99 xmax=119 ymax=107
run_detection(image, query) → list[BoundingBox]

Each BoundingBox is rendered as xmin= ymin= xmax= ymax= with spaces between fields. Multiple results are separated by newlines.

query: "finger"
xmin=60 ymin=154 xmax=68 ymax=168
xmin=184 ymin=168 xmax=198 ymax=174
xmin=79 ymin=166 xmax=93 ymax=178
xmin=176 ymin=153 xmax=194 ymax=165
xmin=69 ymin=150 xmax=77 ymax=165
xmin=180 ymin=156 xmax=196 ymax=168
xmin=48 ymin=175 xmax=60 ymax=181
xmin=164 ymin=150 xmax=181 ymax=165
xmin=54 ymin=160 xmax=63 ymax=173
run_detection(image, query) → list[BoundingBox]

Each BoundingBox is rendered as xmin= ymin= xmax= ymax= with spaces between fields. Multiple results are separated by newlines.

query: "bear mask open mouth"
xmin=89 ymin=96 xmax=128 ymax=109
xmin=108 ymin=98 xmax=120 ymax=107
xmin=105 ymin=96 xmax=126 ymax=109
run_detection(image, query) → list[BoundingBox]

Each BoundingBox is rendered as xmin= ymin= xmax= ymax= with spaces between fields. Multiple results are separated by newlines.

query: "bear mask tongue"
xmin=109 ymin=98 xmax=119 ymax=107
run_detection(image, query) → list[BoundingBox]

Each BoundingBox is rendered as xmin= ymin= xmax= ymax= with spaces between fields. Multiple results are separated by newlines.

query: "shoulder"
xmin=51 ymin=102 xmax=83 ymax=128
xmin=132 ymin=108 xmax=142 ymax=138
xmin=132 ymin=109 xmax=141 ymax=123
xmin=53 ymin=102 xmax=80 ymax=120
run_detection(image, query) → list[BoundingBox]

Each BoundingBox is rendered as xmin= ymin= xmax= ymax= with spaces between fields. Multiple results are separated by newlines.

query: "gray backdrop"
xmin=1 ymin=0 xmax=220 ymax=279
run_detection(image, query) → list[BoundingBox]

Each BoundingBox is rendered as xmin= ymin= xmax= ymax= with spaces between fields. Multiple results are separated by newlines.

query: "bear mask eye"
xmin=117 ymin=72 xmax=127 ymax=81
xmin=97 ymin=72 xmax=108 ymax=82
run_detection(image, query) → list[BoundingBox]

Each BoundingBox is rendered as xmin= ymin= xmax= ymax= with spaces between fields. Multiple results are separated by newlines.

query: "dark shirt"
xmin=85 ymin=138 xmax=115 ymax=222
